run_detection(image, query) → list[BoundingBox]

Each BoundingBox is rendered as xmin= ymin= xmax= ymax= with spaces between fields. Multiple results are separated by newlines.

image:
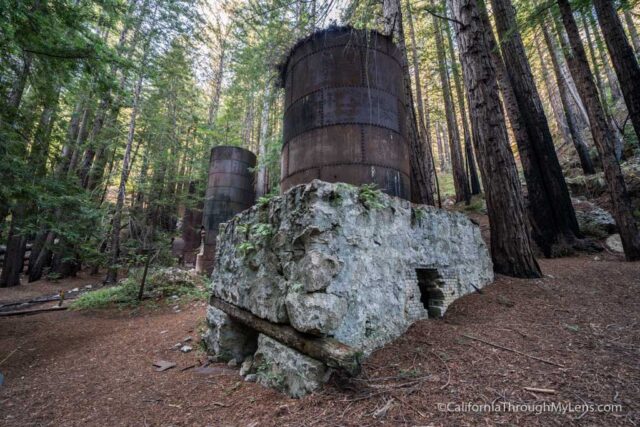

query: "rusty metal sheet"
xmin=284 ymin=88 xmax=403 ymax=143
xmin=286 ymin=125 xmax=362 ymax=176
xmin=201 ymin=146 xmax=256 ymax=272
xmin=319 ymin=164 xmax=410 ymax=199
xmin=208 ymin=172 xmax=255 ymax=192
xmin=280 ymin=27 xmax=411 ymax=200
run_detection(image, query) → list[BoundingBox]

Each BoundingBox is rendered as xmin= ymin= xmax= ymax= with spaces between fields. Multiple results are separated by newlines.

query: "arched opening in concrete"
xmin=415 ymin=268 xmax=445 ymax=318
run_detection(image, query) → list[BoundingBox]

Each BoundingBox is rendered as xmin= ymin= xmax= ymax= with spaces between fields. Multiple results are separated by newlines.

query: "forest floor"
xmin=1 ymin=226 xmax=639 ymax=426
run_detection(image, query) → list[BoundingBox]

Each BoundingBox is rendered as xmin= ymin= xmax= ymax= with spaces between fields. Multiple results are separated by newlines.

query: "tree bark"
xmin=208 ymin=40 xmax=226 ymax=128
xmin=256 ymin=81 xmax=272 ymax=198
xmin=105 ymin=72 xmax=144 ymax=283
xmin=622 ymin=7 xmax=640 ymax=55
xmin=435 ymin=121 xmax=446 ymax=172
xmin=383 ymin=0 xmax=435 ymax=205
xmin=0 ymin=206 xmax=28 ymax=287
xmin=210 ymin=297 xmax=361 ymax=375
xmin=535 ymin=37 xmax=572 ymax=148
xmin=593 ymin=0 xmax=640 ymax=142
xmin=588 ymin=8 xmax=624 ymax=104
xmin=490 ymin=0 xmax=582 ymax=257
xmin=444 ymin=12 xmax=481 ymax=195
xmin=557 ymin=0 xmax=640 ymax=261
xmin=432 ymin=3 xmax=469 ymax=203
xmin=540 ymin=24 xmax=595 ymax=175
xmin=448 ymin=0 xmax=541 ymax=278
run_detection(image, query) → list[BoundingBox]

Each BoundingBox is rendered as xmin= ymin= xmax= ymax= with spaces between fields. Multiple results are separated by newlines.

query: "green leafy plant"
xmin=358 ymin=184 xmax=385 ymax=210
xmin=236 ymin=241 xmax=256 ymax=257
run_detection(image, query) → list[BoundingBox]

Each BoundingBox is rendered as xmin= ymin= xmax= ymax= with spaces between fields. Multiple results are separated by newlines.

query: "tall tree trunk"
xmin=435 ymin=121 xmax=446 ymax=172
xmin=405 ymin=0 xmax=429 ymax=145
xmin=535 ymin=37 xmax=572 ymax=148
xmin=557 ymin=0 xmax=640 ymax=261
xmin=448 ymin=0 xmax=541 ymax=278
xmin=490 ymin=0 xmax=582 ymax=256
xmin=479 ymin=6 xmax=530 ymax=171
xmin=208 ymin=41 xmax=226 ymax=128
xmin=588 ymin=8 xmax=624 ymax=104
xmin=445 ymin=13 xmax=481 ymax=195
xmin=593 ymin=0 xmax=640 ymax=142
xmin=105 ymin=72 xmax=145 ymax=283
xmin=622 ymin=7 xmax=640 ymax=55
xmin=256 ymin=82 xmax=272 ymax=198
xmin=2 ymin=52 xmax=33 ymax=127
xmin=582 ymin=12 xmax=609 ymax=111
xmin=28 ymin=231 xmax=54 ymax=282
xmin=383 ymin=0 xmax=435 ymax=205
xmin=0 ymin=205 xmax=27 ymax=287
xmin=432 ymin=3 xmax=469 ymax=203
xmin=541 ymin=24 xmax=595 ymax=175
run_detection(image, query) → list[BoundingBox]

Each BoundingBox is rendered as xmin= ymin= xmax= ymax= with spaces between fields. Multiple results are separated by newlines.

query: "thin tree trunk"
xmin=405 ymin=0 xmax=429 ymax=145
xmin=0 ymin=206 xmax=28 ymax=287
xmin=208 ymin=41 xmax=226 ymax=127
xmin=445 ymin=13 xmax=481 ymax=195
xmin=448 ymin=0 xmax=541 ymax=278
xmin=588 ymin=8 xmax=624 ymax=103
xmin=535 ymin=37 xmax=572 ymax=147
xmin=256 ymin=82 xmax=272 ymax=198
xmin=383 ymin=0 xmax=435 ymax=205
xmin=541 ymin=24 xmax=595 ymax=175
xmin=557 ymin=0 xmax=640 ymax=261
xmin=2 ymin=52 xmax=33 ymax=127
xmin=435 ymin=121 xmax=446 ymax=172
xmin=593 ymin=0 xmax=640 ymax=142
xmin=105 ymin=72 xmax=145 ymax=283
xmin=490 ymin=0 xmax=582 ymax=257
xmin=432 ymin=2 xmax=469 ymax=203
xmin=622 ymin=7 xmax=640 ymax=55
xmin=582 ymin=12 xmax=609 ymax=111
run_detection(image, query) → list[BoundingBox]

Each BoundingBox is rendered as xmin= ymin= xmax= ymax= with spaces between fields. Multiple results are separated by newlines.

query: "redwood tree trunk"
xmin=622 ymin=7 xmax=640 ymax=55
xmin=445 ymin=14 xmax=481 ymax=195
xmin=593 ymin=0 xmax=640 ymax=141
xmin=432 ymin=5 xmax=469 ymax=203
xmin=490 ymin=0 xmax=582 ymax=257
xmin=383 ymin=0 xmax=435 ymax=205
xmin=448 ymin=0 xmax=541 ymax=278
xmin=541 ymin=24 xmax=595 ymax=175
xmin=558 ymin=0 xmax=640 ymax=261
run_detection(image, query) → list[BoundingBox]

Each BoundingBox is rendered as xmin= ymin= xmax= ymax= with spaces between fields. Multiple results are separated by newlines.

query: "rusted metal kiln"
xmin=279 ymin=27 xmax=411 ymax=199
xmin=196 ymin=146 xmax=256 ymax=275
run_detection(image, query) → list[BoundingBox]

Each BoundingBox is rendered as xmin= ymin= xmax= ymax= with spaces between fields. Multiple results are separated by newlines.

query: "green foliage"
xmin=236 ymin=241 xmax=256 ymax=257
xmin=358 ymin=184 xmax=385 ymax=210
xmin=71 ymin=267 xmax=206 ymax=310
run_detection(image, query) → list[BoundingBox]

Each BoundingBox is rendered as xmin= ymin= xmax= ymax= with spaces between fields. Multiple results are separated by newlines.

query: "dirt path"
xmin=1 ymin=255 xmax=639 ymax=426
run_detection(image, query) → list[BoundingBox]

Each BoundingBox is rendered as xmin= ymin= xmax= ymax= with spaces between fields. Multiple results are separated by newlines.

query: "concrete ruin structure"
xmin=204 ymin=181 xmax=493 ymax=397
xmin=204 ymin=27 xmax=492 ymax=397
xmin=196 ymin=146 xmax=256 ymax=275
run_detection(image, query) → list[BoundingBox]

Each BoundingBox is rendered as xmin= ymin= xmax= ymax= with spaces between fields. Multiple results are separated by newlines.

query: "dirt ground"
xmin=1 ymin=253 xmax=639 ymax=426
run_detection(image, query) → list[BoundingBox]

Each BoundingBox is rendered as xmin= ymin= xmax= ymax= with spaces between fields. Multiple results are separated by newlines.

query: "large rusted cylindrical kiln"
xmin=279 ymin=27 xmax=411 ymax=199
xmin=196 ymin=146 xmax=256 ymax=275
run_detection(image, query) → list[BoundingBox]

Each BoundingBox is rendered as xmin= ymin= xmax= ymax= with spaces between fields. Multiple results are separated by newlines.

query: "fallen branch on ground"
xmin=0 ymin=306 xmax=68 ymax=317
xmin=461 ymin=334 xmax=565 ymax=368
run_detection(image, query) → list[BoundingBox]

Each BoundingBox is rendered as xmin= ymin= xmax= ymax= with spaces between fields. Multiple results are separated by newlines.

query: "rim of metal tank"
xmin=276 ymin=25 xmax=395 ymax=88
xmin=209 ymin=145 xmax=257 ymax=162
